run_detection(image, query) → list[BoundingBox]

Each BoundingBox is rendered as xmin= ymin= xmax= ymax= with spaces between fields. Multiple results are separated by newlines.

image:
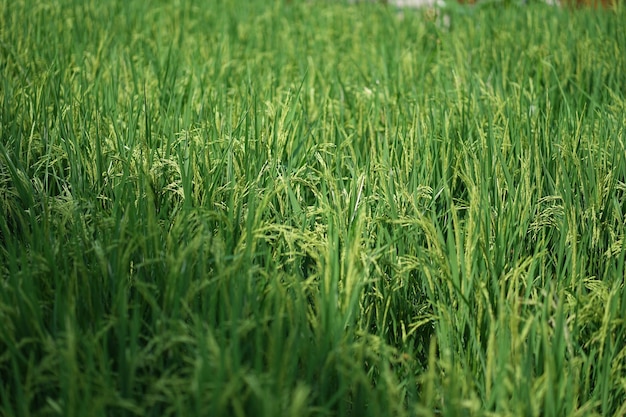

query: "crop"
xmin=1 ymin=0 xmax=625 ymax=416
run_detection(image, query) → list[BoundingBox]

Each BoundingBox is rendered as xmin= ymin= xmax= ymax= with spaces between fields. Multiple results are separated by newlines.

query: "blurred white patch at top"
xmin=390 ymin=0 xmax=445 ymax=6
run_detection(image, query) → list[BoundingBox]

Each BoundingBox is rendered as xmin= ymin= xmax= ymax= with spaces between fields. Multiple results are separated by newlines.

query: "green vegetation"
xmin=1 ymin=0 xmax=625 ymax=415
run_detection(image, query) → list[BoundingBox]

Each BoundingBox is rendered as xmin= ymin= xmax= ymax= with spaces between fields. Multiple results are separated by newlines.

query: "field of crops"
xmin=1 ymin=0 xmax=625 ymax=416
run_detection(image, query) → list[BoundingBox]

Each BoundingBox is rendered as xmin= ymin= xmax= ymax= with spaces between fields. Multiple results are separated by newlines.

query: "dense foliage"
xmin=1 ymin=0 xmax=625 ymax=416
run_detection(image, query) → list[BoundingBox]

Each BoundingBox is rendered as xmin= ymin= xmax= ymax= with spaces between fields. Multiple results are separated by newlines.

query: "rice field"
xmin=1 ymin=0 xmax=625 ymax=416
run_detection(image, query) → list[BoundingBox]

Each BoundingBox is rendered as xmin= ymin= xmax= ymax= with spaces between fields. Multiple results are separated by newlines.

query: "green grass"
xmin=1 ymin=0 xmax=625 ymax=415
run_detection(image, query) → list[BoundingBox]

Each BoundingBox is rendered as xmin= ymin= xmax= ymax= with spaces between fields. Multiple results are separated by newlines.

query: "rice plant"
xmin=1 ymin=0 xmax=625 ymax=416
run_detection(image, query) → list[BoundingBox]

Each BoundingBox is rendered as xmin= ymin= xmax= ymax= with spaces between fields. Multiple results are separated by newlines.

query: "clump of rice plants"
xmin=1 ymin=0 xmax=625 ymax=416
